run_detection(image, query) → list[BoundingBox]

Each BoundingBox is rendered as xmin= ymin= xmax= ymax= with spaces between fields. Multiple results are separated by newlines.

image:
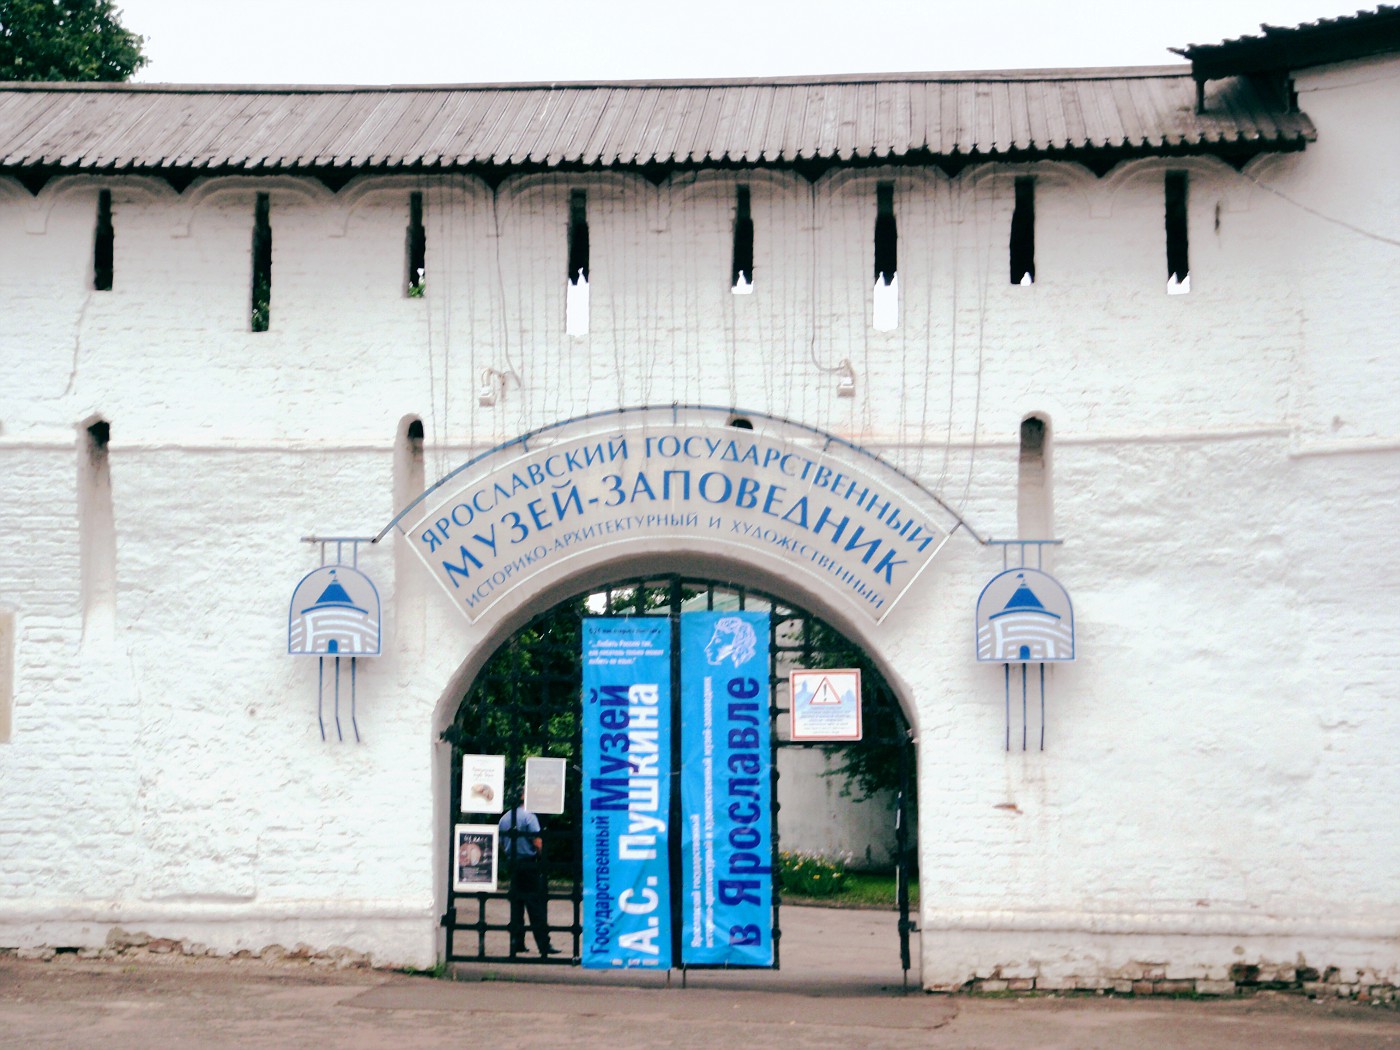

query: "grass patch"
xmin=782 ymin=871 xmax=918 ymax=910
xmin=777 ymin=850 xmax=850 ymax=897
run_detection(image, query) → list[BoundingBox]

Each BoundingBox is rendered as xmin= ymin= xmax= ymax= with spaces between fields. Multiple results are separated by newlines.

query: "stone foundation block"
xmin=1195 ymin=979 xmax=1236 ymax=996
xmin=1155 ymin=980 xmax=1195 ymax=995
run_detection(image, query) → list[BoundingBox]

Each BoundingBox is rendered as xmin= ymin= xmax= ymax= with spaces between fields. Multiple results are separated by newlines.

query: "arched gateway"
xmin=378 ymin=406 xmax=979 ymax=982
xmin=440 ymin=574 xmax=917 ymax=976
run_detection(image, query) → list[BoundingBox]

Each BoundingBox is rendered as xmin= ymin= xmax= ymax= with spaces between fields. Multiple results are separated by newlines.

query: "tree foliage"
xmin=0 ymin=0 xmax=147 ymax=82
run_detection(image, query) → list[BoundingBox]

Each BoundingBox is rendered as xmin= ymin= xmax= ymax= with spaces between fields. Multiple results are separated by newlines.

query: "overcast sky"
xmin=117 ymin=1 xmax=1365 ymax=85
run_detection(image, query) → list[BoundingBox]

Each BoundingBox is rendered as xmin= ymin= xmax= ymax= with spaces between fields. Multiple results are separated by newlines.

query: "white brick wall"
xmin=0 ymin=55 xmax=1396 ymax=984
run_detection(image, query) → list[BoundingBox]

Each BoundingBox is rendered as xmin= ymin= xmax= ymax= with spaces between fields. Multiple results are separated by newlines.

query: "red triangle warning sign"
xmin=809 ymin=676 xmax=843 ymax=705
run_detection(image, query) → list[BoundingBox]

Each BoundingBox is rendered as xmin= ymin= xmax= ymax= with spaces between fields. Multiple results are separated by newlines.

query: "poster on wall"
xmin=789 ymin=668 xmax=863 ymax=741
xmin=680 ymin=611 xmax=774 ymax=967
xmin=452 ymin=824 xmax=499 ymax=893
xmin=459 ymin=754 xmax=505 ymax=813
xmin=581 ymin=617 xmax=672 ymax=969
xmin=524 ymin=756 xmax=567 ymax=815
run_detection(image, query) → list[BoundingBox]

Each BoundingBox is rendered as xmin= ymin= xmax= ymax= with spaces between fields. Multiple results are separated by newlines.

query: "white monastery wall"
xmin=0 ymin=60 xmax=1397 ymax=985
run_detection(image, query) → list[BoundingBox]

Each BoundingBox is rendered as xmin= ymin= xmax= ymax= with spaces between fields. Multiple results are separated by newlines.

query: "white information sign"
xmin=524 ymin=756 xmax=567 ymax=815
xmin=393 ymin=408 xmax=954 ymax=627
xmin=789 ymin=668 xmax=863 ymax=741
xmin=459 ymin=754 xmax=505 ymax=813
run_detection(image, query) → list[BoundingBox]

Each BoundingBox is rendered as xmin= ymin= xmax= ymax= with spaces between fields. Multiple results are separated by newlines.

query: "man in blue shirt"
xmin=498 ymin=801 xmax=559 ymax=956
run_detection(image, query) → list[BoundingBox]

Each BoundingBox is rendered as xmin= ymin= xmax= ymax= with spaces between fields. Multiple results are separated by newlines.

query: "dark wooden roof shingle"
xmin=0 ymin=67 xmax=1317 ymax=179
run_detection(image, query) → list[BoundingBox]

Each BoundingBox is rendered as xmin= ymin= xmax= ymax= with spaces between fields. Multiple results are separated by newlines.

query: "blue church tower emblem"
xmin=975 ymin=568 xmax=1074 ymax=663
xmin=288 ymin=565 xmax=382 ymax=657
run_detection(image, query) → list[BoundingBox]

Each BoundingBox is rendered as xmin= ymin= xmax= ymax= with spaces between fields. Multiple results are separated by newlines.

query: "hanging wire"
xmin=750 ymin=178 xmax=776 ymax=411
xmin=851 ymin=177 xmax=873 ymax=448
xmin=351 ymin=656 xmax=361 ymax=743
xmin=333 ymin=656 xmax=343 ymax=742
xmin=784 ymin=177 xmax=803 ymax=416
xmin=490 ymin=183 xmax=524 ymax=441
xmin=489 ymin=186 xmax=517 ymax=428
xmin=424 ymin=175 xmax=442 ymax=480
xmin=906 ymin=171 xmax=935 ymax=481
xmin=777 ymin=180 xmax=798 ymax=418
xmin=1039 ymin=663 xmax=1046 ymax=751
xmin=960 ymin=172 xmax=991 ymax=513
xmin=1003 ymin=662 xmax=1010 ymax=752
xmin=937 ymin=175 xmax=961 ymax=494
xmin=443 ymin=176 xmax=458 ymax=474
xmin=1021 ymin=663 xmax=1028 ymax=752
xmin=1238 ymin=168 xmax=1400 ymax=248
xmin=637 ymin=178 xmax=659 ymax=407
xmin=317 ymin=656 xmax=327 ymax=742
xmin=727 ymin=177 xmax=754 ymax=408
xmin=805 ymin=180 xmax=853 ymax=390
xmin=610 ymin=178 xmax=630 ymax=411
xmin=892 ymin=173 xmax=918 ymax=476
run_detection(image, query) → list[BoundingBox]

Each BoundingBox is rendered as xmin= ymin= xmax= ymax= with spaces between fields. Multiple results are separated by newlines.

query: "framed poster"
xmin=452 ymin=824 xmax=499 ymax=893
xmin=524 ymin=756 xmax=566 ymax=815
xmin=460 ymin=754 xmax=505 ymax=813
xmin=789 ymin=668 xmax=863 ymax=741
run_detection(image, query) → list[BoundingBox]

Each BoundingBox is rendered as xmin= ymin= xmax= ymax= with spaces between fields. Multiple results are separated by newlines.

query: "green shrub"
xmin=778 ymin=850 xmax=851 ymax=898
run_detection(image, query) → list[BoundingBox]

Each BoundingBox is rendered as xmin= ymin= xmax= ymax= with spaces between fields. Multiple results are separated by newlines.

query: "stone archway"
xmin=376 ymin=405 xmax=977 ymax=986
xmin=436 ymin=571 xmax=918 ymax=984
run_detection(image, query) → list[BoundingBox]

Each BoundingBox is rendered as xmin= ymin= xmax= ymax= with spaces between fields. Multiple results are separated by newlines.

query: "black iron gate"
xmin=441 ymin=574 xmax=915 ymax=975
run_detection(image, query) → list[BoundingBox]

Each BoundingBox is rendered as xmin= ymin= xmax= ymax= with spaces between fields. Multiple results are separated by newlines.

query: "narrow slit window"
xmin=731 ymin=185 xmax=754 ymax=293
xmin=873 ymin=182 xmax=899 ymax=331
xmin=94 ymin=189 xmax=114 ymax=291
xmin=566 ymin=189 xmax=589 ymax=336
xmin=251 ymin=193 xmax=272 ymax=330
xmin=393 ymin=416 xmax=428 ymax=642
xmin=393 ymin=418 xmax=426 ymax=534
xmin=1017 ymin=415 xmax=1052 ymax=540
xmin=1010 ymin=176 xmax=1035 ymax=285
xmin=406 ymin=191 xmax=426 ymax=297
xmin=1165 ymin=172 xmax=1189 ymax=295
xmin=78 ymin=418 xmax=117 ymax=642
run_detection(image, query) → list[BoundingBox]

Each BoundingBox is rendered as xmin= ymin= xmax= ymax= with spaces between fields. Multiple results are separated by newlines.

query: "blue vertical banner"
xmin=581 ymin=617 xmax=672 ymax=969
xmin=680 ymin=611 xmax=773 ymax=966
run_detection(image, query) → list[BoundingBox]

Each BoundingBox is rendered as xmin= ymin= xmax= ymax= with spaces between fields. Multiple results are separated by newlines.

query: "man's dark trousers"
xmin=508 ymin=856 xmax=552 ymax=954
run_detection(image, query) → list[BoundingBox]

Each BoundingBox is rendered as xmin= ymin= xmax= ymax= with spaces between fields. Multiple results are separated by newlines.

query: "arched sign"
xmin=381 ymin=406 xmax=971 ymax=626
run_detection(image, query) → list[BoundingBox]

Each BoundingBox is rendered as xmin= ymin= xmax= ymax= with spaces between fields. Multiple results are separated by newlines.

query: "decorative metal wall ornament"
xmin=976 ymin=541 xmax=1074 ymax=751
xmin=289 ymin=537 xmax=381 ymax=743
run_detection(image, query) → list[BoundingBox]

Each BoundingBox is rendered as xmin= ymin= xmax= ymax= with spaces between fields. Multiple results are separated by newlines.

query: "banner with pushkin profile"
xmin=581 ymin=617 xmax=672 ymax=969
xmin=680 ymin=611 xmax=773 ymax=966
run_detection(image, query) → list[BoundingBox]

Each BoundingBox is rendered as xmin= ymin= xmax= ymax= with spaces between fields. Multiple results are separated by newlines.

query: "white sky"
xmin=118 ymin=1 xmax=1367 ymax=85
